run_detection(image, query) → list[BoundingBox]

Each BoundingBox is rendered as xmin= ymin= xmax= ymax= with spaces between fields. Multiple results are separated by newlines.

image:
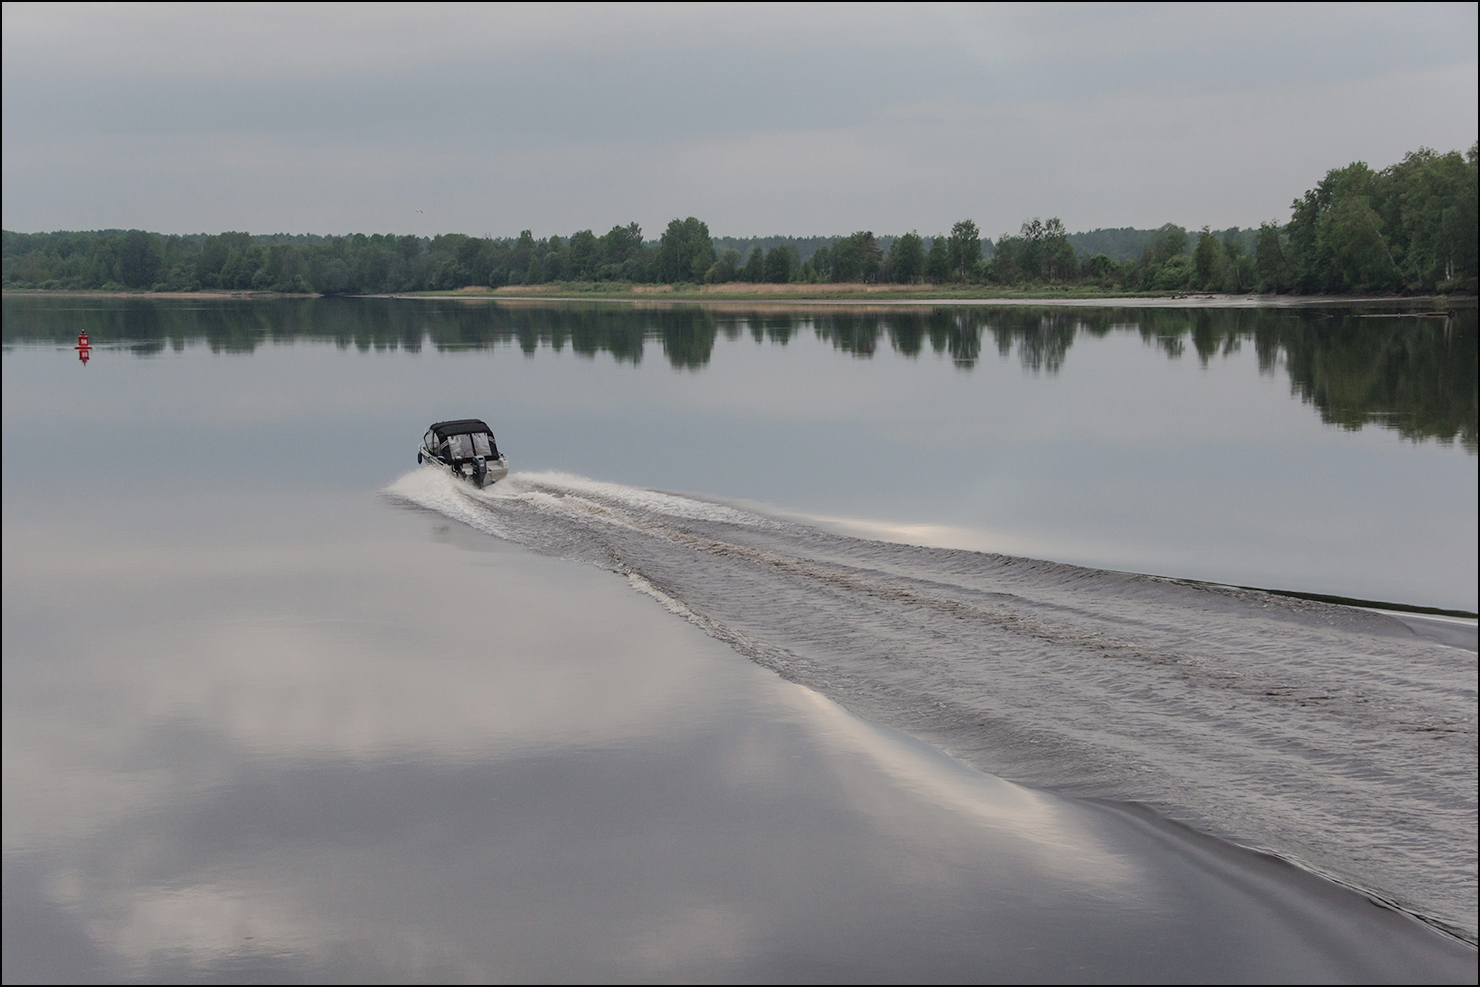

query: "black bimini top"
xmin=430 ymin=419 xmax=494 ymax=439
xmin=427 ymin=419 xmax=502 ymax=461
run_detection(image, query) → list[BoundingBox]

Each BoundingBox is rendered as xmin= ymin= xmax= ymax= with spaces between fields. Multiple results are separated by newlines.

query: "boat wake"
xmin=385 ymin=467 xmax=1478 ymax=942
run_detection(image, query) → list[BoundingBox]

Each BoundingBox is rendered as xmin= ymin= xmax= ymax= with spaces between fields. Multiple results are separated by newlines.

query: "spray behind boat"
xmin=417 ymin=419 xmax=509 ymax=488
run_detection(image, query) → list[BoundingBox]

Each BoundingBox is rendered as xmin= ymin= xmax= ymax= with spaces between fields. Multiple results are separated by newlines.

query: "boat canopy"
xmin=427 ymin=419 xmax=500 ymax=460
xmin=430 ymin=419 xmax=494 ymax=439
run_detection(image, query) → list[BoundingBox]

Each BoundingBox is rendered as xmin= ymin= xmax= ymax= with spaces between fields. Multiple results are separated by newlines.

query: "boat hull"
xmin=418 ymin=445 xmax=509 ymax=487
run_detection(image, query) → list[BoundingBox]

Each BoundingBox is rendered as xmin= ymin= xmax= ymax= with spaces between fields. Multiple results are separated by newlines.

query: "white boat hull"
xmin=418 ymin=445 xmax=509 ymax=487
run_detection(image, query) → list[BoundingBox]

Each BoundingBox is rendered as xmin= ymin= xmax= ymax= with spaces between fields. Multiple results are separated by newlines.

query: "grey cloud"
xmin=2 ymin=3 xmax=1475 ymax=236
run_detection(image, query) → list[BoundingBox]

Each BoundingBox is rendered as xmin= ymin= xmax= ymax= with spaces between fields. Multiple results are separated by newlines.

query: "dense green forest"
xmin=3 ymin=145 xmax=1474 ymax=295
xmin=648 ymin=229 xmax=1229 ymax=268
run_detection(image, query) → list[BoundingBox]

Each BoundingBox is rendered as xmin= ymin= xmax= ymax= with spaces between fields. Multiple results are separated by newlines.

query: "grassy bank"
xmin=417 ymin=281 xmax=1220 ymax=302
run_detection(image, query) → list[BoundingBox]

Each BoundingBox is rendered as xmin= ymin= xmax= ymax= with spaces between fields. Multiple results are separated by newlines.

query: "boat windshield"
xmin=443 ymin=432 xmax=495 ymax=460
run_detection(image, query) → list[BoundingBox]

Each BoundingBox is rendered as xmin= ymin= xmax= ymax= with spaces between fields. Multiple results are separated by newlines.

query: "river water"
xmin=3 ymin=295 xmax=1476 ymax=979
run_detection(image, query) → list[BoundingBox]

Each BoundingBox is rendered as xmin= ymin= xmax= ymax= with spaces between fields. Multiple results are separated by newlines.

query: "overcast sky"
xmin=3 ymin=2 xmax=1476 ymax=239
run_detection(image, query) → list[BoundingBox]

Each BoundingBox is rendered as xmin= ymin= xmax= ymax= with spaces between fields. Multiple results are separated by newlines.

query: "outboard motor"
xmin=473 ymin=455 xmax=488 ymax=488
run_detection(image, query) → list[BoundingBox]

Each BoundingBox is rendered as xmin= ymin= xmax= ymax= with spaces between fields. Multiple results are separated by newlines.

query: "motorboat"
xmin=418 ymin=419 xmax=509 ymax=488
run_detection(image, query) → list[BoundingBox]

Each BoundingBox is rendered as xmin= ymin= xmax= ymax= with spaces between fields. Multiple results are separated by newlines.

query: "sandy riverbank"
xmin=424 ymin=287 xmax=1476 ymax=308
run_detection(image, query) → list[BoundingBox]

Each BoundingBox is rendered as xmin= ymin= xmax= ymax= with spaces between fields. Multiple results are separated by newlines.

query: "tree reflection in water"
xmin=4 ymin=297 xmax=1474 ymax=451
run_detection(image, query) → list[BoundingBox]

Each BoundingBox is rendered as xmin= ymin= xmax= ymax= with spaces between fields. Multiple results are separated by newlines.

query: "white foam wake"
xmin=381 ymin=464 xmax=1479 ymax=941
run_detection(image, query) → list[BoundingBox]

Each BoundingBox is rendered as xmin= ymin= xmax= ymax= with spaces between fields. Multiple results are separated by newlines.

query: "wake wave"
xmin=385 ymin=467 xmax=1478 ymax=941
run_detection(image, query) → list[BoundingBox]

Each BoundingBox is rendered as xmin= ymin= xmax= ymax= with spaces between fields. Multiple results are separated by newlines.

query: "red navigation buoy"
xmin=75 ymin=331 xmax=91 ymax=365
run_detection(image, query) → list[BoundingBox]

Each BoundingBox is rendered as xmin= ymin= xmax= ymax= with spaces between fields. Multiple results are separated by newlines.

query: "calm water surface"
xmin=7 ymin=295 xmax=1472 ymax=608
xmin=3 ymin=296 xmax=1476 ymax=980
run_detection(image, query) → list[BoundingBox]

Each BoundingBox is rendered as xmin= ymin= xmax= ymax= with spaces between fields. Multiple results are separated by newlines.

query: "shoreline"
xmin=428 ymin=292 xmax=1475 ymax=310
xmin=1 ymin=288 xmax=315 ymax=300
xmin=4 ymin=286 xmax=1475 ymax=308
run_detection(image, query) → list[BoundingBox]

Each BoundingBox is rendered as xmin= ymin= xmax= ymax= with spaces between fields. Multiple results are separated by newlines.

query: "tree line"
xmin=3 ymin=144 xmax=1474 ymax=296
